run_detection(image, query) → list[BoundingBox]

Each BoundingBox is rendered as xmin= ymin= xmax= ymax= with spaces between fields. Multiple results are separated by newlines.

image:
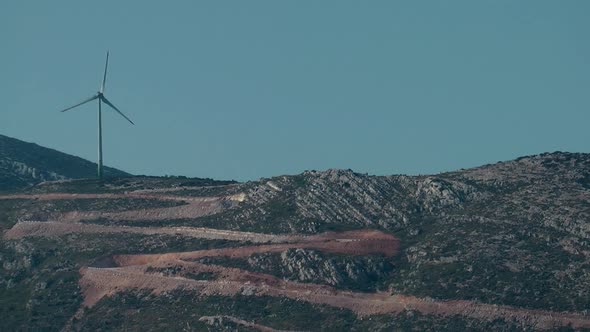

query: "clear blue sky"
xmin=1 ymin=1 xmax=589 ymax=181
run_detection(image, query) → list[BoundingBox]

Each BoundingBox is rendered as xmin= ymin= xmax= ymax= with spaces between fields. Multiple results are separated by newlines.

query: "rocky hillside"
xmin=0 ymin=151 xmax=589 ymax=331
xmin=0 ymin=134 xmax=129 ymax=191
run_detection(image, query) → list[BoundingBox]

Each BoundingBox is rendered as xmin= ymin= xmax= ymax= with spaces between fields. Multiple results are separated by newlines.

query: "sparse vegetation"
xmin=1 ymin=151 xmax=590 ymax=330
xmin=0 ymin=232 xmax=249 ymax=331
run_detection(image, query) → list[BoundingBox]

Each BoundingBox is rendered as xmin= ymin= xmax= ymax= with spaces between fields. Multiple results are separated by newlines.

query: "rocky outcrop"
xmin=245 ymin=248 xmax=394 ymax=290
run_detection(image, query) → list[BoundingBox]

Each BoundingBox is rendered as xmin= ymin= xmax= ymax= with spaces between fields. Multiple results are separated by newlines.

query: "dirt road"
xmin=4 ymin=190 xmax=589 ymax=330
xmin=80 ymin=259 xmax=590 ymax=330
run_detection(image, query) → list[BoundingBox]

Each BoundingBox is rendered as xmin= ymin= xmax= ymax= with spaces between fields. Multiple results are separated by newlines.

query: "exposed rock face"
xmin=231 ymin=152 xmax=590 ymax=234
xmin=1 ymin=159 xmax=67 ymax=181
xmin=188 ymin=152 xmax=590 ymax=312
xmin=415 ymin=177 xmax=469 ymax=212
xmin=244 ymin=248 xmax=395 ymax=290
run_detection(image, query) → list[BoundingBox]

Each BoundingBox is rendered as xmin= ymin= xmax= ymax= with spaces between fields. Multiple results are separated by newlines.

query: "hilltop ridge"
xmin=0 ymin=134 xmax=129 ymax=191
xmin=1 ymin=137 xmax=589 ymax=331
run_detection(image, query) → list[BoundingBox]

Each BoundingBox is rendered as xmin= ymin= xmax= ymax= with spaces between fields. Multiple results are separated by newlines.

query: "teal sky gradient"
xmin=1 ymin=1 xmax=589 ymax=180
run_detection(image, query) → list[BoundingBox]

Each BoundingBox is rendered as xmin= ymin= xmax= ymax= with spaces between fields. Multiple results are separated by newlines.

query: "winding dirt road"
xmin=79 ymin=257 xmax=590 ymax=330
xmin=3 ymin=190 xmax=590 ymax=330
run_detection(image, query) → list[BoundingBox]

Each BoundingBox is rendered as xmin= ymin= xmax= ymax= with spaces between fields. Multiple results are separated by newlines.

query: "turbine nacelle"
xmin=60 ymin=52 xmax=134 ymax=125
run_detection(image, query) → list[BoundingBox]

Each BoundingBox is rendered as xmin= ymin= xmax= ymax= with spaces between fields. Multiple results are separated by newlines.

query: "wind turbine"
xmin=60 ymin=51 xmax=134 ymax=179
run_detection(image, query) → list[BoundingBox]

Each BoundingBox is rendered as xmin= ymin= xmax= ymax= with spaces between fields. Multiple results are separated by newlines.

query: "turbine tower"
xmin=60 ymin=52 xmax=134 ymax=179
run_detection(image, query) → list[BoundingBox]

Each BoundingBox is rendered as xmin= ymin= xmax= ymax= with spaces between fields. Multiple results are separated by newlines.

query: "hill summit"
xmin=0 ymin=134 xmax=129 ymax=190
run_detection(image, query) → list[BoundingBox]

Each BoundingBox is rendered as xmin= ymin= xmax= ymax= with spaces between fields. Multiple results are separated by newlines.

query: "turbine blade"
xmin=100 ymin=51 xmax=109 ymax=93
xmin=60 ymin=94 xmax=99 ymax=112
xmin=100 ymin=96 xmax=135 ymax=125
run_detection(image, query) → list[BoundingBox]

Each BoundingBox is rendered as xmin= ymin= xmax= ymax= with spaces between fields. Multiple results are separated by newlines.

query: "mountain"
xmin=1 ymin=149 xmax=589 ymax=331
xmin=0 ymin=134 xmax=130 ymax=190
